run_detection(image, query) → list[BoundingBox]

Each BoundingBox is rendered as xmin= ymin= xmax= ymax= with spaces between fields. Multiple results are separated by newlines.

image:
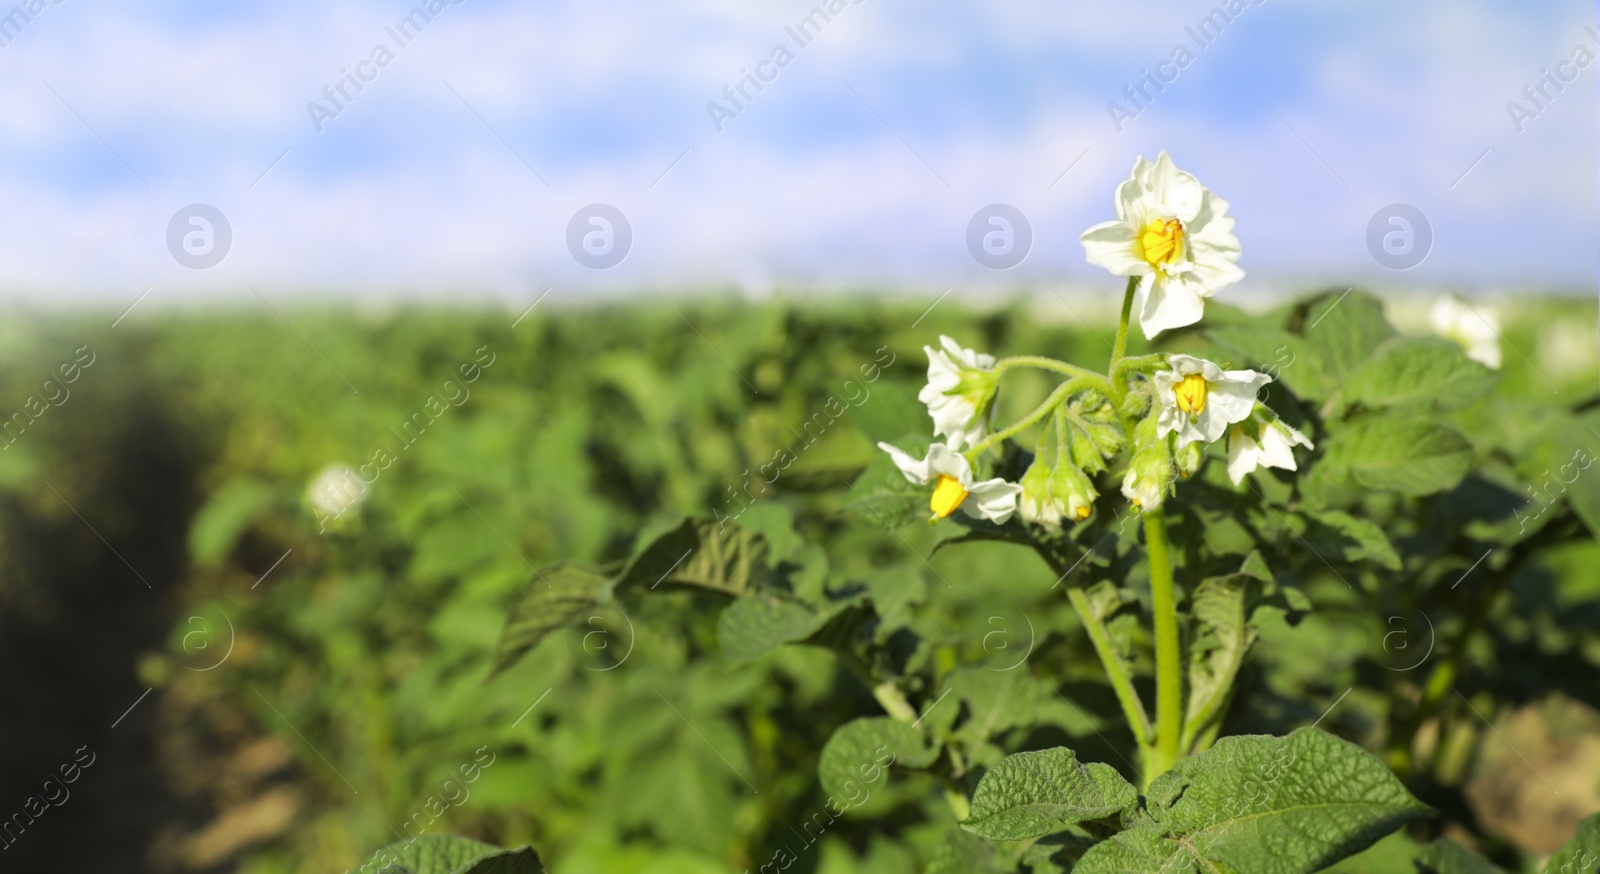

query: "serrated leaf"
xmin=1321 ymin=416 xmax=1474 ymax=496
xmin=1546 ymin=812 xmax=1600 ymax=874
xmin=1304 ymin=509 xmax=1404 ymax=571
xmin=1079 ymin=728 xmax=1432 ymax=874
xmin=818 ymin=717 xmax=939 ymax=802
xmin=362 ymin=835 xmax=545 ymax=874
xmin=1412 ymin=839 xmax=1508 ymax=874
xmin=715 ymin=591 xmax=830 ymax=663
xmin=615 ymin=517 xmax=767 ymax=596
xmin=490 ymin=563 xmax=608 ymax=678
xmin=962 ymin=747 xmax=1139 ymax=841
xmin=1344 ymin=337 xmax=1498 ymax=412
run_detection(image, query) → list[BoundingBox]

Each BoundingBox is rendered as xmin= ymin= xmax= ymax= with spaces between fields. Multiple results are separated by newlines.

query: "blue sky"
xmin=0 ymin=0 xmax=1593 ymax=303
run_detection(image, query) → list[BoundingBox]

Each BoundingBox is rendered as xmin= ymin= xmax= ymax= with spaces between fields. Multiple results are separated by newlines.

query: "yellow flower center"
xmin=1174 ymin=373 xmax=1208 ymax=416
xmin=930 ymin=474 xmax=969 ymax=519
xmin=1139 ymin=217 xmax=1185 ymax=268
xmin=1074 ymin=505 xmax=1091 ymax=521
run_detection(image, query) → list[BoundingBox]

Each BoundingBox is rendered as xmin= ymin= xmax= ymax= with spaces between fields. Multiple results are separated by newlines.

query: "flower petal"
xmin=1226 ymin=432 xmax=1260 ymax=485
xmin=1150 ymin=152 xmax=1204 ymax=223
xmin=962 ymin=477 xmax=1022 ymax=523
xmin=924 ymin=442 xmax=975 ymax=485
xmin=1138 ymin=276 xmax=1207 ymax=339
xmin=1080 ymin=221 xmax=1149 ymax=277
xmin=877 ymin=442 xmax=931 ymax=485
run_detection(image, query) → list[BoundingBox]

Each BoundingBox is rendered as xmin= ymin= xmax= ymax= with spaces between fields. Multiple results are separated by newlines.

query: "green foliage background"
xmin=0 ymin=292 xmax=1593 ymax=873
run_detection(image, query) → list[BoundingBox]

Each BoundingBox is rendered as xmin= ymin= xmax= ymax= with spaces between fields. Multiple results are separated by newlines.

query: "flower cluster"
xmin=877 ymin=152 xmax=1314 ymax=526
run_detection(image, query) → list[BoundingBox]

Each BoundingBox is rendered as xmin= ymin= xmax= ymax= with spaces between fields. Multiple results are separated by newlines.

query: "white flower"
xmin=308 ymin=463 xmax=367 ymax=517
xmin=878 ymin=441 xmax=1021 ymax=523
xmin=1430 ymin=297 xmax=1502 ymax=370
xmin=1227 ymin=413 xmax=1314 ymax=486
xmin=917 ymin=336 xmax=999 ymax=450
xmin=1080 ymin=152 xmax=1244 ymax=339
xmin=1153 ymin=355 xmax=1270 ymax=449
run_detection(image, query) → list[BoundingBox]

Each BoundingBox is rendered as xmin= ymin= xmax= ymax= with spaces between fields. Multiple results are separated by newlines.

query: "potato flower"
xmin=1153 ymin=355 xmax=1270 ymax=449
xmin=878 ymin=441 xmax=1021 ymax=523
xmin=1226 ymin=410 xmax=1314 ymax=485
xmin=1429 ymin=296 xmax=1502 ymax=370
xmin=918 ymin=335 xmax=999 ymax=450
xmin=308 ymin=463 xmax=367 ymax=518
xmin=1079 ymin=152 xmax=1243 ymax=339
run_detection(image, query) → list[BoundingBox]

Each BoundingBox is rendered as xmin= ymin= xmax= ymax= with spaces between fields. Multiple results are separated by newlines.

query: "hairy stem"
xmin=1144 ymin=508 xmax=1183 ymax=786
xmin=1067 ymin=588 xmax=1152 ymax=746
xmin=1110 ymin=276 xmax=1139 ymax=368
xmin=965 ymin=377 xmax=1094 ymax=460
xmin=994 ymin=355 xmax=1106 ymax=383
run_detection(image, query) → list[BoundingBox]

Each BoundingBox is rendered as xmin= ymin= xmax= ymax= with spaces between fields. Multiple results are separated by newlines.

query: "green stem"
xmin=1110 ymin=277 xmax=1139 ymax=375
xmin=1143 ymin=508 xmax=1183 ymax=786
xmin=994 ymin=355 xmax=1105 ymax=383
xmin=873 ymin=681 xmax=920 ymax=724
xmin=965 ymin=377 xmax=1094 ymax=460
xmin=1067 ymin=588 xmax=1151 ymax=746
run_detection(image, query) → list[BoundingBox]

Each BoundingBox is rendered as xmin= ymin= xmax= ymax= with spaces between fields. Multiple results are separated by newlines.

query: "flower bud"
xmin=1175 ymin=439 xmax=1204 ymax=479
xmin=1050 ymin=461 xmax=1098 ymax=522
xmin=1018 ymin=454 xmax=1062 ymax=528
xmin=1121 ymin=442 xmax=1172 ymax=511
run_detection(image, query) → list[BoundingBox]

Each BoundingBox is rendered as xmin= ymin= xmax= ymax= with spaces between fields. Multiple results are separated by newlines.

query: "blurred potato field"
xmin=0 ymin=292 xmax=1595 ymax=873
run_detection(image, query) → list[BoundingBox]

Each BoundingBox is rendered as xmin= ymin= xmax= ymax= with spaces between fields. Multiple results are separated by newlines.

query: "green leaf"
xmin=733 ymin=502 xmax=800 ymax=566
xmin=614 ymin=517 xmax=767 ymax=596
xmin=817 ymin=717 xmax=938 ymax=802
xmin=1076 ymin=728 xmax=1433 ymax=874
xmin=1020 ymin=833 xmax=1099 ymax=874
xmin=1072 ymin=828 xmax=1190 ymax=874
xmin=846 ymin=435 xmax=932 ymax=528
xmin=1208 ymin=325 xmax=1325 ymax=401
xmin=962 ymin=747 xmax=1139 ymax=841
xmin=1320 ymin=416 xmax=1474 ymax=496
xmin=1304 ymin=509 xmax=1404 ymax=571
xmin=362 ymin=835 xmax=545 ymax=874
xmin=1184 ymin=573 xmax=1258 ymax=749
xmin=188 ymin=479 xmax=274 ymax=568
xmin=1546 ymin=812 xmax=1600 ymax=874
xmin=850 ymin=378 xmax=933 ymax=444
xmin=862 ymin=566 xmax=927 ymax=640
xmin=1343 ymin=337 xmax=1498 ymax=412
xmin=1412 ymin=839 xmax=1509 ymax=874
xmin=1561 ymin=414 xmax=1600 ymax=537
xmin=1298 ymin=291 xmax=1395 ymax=387
xmin=489 ymin=563 xmax=608 ymax=678
xmin=942 ymin=666 xmax=1050 ymax=747
xmin=714 ymin=591 xmax=830 ymax=663
xmin=926 ymin=829 xmax=1009 ymax=874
